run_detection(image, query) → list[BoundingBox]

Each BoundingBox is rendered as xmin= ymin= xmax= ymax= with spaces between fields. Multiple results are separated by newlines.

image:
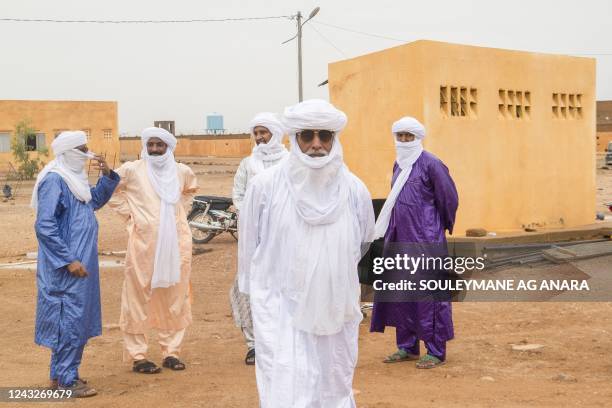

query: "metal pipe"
xmin=189 ymin=221 xmax=225 ymax=231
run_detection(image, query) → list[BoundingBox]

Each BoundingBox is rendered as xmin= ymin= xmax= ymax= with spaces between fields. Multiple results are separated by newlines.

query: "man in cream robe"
xmin=109 ymin=127 xmax=197 ymax=373
xmin=238 ymin=100 xmax=375 ymax=407
xmin=231 ymin=112 xmax=288 ymax=365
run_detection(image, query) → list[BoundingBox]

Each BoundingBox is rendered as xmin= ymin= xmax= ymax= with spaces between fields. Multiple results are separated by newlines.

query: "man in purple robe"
xmin=370 ymin=116 xmax=458 ymax=369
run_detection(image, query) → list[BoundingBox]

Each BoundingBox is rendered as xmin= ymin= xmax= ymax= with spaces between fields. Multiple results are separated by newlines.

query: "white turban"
xmin=140 ymin=127 xmax=181 ymax=289
xmin=374 ymin=116 xmax=425 ymax=239
xmin=246 ymin=112 xmax=288 ymax=176
xmin=282 ymin=98 xmax=347 ymax=136
xmin=51 ymin=130 xmax=88 ymax=155
xmin=141 ymin=126 xmax=177 ymax=151
xmin=391 ymin=116 xmax=426 ymax=139
xmin=31 ymin=131 xmax=94 ymax=209
xmin=280 ymin=99 xmax=349 ymax=222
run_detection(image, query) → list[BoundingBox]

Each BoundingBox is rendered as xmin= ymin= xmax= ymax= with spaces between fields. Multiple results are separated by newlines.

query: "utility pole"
xmin=297 ymin=11 xmax=303 ymax=102
xmin=282 ymin=7 xmax=320 ymax=102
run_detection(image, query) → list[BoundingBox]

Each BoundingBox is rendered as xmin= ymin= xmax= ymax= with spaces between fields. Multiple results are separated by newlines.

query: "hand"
xmin=93 ymin=155 xmax=111 ymax=176
xmin=67 ymin=261 xmax=88 ymax=278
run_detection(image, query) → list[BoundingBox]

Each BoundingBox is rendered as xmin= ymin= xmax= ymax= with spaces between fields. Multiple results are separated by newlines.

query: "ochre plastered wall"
xmin=119 ymin=135 xmax=254 ymax=159
xmin=0 ymin=100 xmax=119 ymax=167
xmin=597 ymin=132 xmax=612 ymax=152
xmin=330 ymin=40 xmax=596 ymax=234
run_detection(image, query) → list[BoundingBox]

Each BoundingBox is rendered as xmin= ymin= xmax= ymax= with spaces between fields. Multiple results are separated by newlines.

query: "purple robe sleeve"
xmin=429 ymin=160 xmax=458 ymax=234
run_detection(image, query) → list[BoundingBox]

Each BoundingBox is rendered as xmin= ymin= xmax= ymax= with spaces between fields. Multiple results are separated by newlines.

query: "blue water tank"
xmin=206 ymin=113 xmax=224 ymax=134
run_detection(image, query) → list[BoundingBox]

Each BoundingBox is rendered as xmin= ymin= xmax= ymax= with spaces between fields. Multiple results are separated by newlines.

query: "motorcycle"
xmin=188 ymin=195 xmax=238 ymax=244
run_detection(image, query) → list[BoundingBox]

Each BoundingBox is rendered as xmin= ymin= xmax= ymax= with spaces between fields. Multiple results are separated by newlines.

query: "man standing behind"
xmin=109 ymin=127 xmax=197 ymax=374
xmin=238 ymin=99 xmax=375 ymax=407
xmin=231 ymin=112 xmax=287 ymax=365
xmin=370 ymin=116 xmax=458 ymax=369
xmin=33 ymin=131 xmax=119 ymax=397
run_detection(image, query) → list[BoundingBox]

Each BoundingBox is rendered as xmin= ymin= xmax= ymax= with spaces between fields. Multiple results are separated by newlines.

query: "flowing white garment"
xmin=280 ymin=99 xmax=365 ymax=335
xmin=237 ymin=164 xmax=374 ymax=407
xmin=373 ymin=117 xmax=426 ymax=239
xmin=140 ymin=127 xmax=181 ymax=289
xmin=238 ymin=99 xmax=376 ymax=407
xmin=31 ymin=131 xmax=94 ymax=209
xmin=246 ymin=112 xmax=288 ymax=178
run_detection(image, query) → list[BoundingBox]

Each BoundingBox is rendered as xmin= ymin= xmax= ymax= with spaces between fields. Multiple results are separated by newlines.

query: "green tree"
xmin=10 ymin=119 xmax=49 ymax=180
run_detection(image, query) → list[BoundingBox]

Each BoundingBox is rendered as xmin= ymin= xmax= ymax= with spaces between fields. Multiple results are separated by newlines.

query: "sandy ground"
xmin=0 ymin=158 xmax=611 ymax=408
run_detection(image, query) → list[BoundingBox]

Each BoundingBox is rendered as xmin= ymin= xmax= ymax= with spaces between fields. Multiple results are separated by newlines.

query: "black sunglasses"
xmin=297 ymin=129 xmax=335 ymax=144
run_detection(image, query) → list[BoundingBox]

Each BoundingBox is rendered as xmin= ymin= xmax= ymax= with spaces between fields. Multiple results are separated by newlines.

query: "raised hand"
xmin=92 ymin=155 xmax=111 ymax=176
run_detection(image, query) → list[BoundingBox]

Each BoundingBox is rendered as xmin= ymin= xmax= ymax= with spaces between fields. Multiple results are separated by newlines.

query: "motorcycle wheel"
xmin=188 ymin=209 xmax=219 ymax=244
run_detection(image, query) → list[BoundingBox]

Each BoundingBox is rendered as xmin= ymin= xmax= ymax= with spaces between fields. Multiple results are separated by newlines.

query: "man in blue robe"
xmin=31 ymin=131 xmax=119 ymax=397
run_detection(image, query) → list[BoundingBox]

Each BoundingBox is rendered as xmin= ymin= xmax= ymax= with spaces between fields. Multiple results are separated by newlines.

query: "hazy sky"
xmin=2 ymin=0 xmax=611 ymax=134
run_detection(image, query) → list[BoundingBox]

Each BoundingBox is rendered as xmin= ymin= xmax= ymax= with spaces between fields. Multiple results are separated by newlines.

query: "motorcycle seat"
xmin=194 ymin=195 xmax=234 ymax=204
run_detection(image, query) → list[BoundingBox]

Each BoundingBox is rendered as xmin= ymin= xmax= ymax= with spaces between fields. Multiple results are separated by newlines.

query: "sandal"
xmin=58 ymin=380 xmax=97 ymax=398
xmin=245 ymin=348 xmax=255 ymax=365
xmin=50 ymin=377 xmax=87 ymax=390
xmin=383 ymin=349 xmax=419 ymax=363
xmin=416 ymin=354 xmax=445 ymax=369
xmin=162 ymin=356 xmax=186 ymax=371
xmin=133 ymin=359 xmax=161 ymax=374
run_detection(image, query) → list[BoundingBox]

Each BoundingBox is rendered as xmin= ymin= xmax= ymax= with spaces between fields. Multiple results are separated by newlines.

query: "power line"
xmin=314 ymin=21 xmax=612 ymax=57
xmin=313 ymin=21 xmax=409 ymax=43
xmin=0 ymin=15 xmax=293 ymax=24
xmin=308 ymin=24 xmax=348 ymax=58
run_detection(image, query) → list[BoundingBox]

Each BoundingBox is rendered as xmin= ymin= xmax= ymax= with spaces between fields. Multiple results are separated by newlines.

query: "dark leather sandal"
xmin=162 ymin=356 xmax=186 ymax=371
xmin=133 ymin=359 xmax=161 ymax=374
xmin=245 ymin=348 xmax=255 ymax=365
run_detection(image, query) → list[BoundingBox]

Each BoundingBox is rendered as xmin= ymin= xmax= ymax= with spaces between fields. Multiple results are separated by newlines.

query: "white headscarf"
xmin=140 ymin=127 xmax=182 ymax=289
xmin=31 ymin=131 xmax=94 ymax=209
xmin=246 ymin=112 xmax=288 ymax=177
xmin=373 ymin=116 xmax=425 ymax=239
xmin=281 ymin=99 xmax=348 ymax=225
xmin=280 ymin=99 xmax=362 ymax=336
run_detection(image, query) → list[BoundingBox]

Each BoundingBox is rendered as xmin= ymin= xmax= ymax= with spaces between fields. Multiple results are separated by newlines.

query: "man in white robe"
xmin=238 ymin=99 xmax=375 ymax=408
xmin=231 ymin=112 xmax=288 ymax=365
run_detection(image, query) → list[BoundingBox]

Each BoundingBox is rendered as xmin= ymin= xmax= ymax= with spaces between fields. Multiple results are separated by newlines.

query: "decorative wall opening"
xmin=499 ymin=89 xmax=531 ymax=120
xmin=440 ymin=85 xmax=477 ymax=118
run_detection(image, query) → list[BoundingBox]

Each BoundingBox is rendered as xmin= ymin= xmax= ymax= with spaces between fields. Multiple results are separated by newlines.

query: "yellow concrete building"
xmin=0 ymin=100 xmax=119 ymax=169
xmin=329 ymin=40 xmax=596 ymax=234
xmin=596 ymin=100 xmax=612 ymax=152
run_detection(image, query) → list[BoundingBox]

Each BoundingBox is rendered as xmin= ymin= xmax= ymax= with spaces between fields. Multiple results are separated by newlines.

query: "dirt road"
xmin=0 ymin=159 xmax=611 ymax=407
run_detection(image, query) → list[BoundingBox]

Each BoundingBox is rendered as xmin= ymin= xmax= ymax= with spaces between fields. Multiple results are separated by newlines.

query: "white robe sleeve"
xmin=237 ymin=176 xmax=265 ymax=295
xmin=232 ymin=158 xmax=249 ymax=211
xmin=355 ymin=179 xmax=376 ymax=246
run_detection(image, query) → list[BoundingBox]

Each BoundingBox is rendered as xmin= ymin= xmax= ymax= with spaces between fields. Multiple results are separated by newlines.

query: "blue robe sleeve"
xmin=34 ymin=176 xmax=77 ymax=270
xmin=90 ymin=170 xmax=120 ymax=211
xmin=430 ymin=160 xmax=459 ymax=235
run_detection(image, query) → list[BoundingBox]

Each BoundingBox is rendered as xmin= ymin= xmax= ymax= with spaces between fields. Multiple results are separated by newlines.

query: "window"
xmin=24 ymin=133 xmax=37 ymax=151
xmin=499 ymin=89 xmax=531 ymax=120
xmin=440 ymin=85 xmax=477 ymax=118
xmin=552 ymin=93 xmax=582 ymax=119
xmin=103 ymin=129 xmax=112 ymax=140
xmin=0 ymin=132 xmax=10 ymax=153
xmin=36 ymin=133 xmax=46 ymax=149
xmin=83 ymin=129 xmax=91 ymax=140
